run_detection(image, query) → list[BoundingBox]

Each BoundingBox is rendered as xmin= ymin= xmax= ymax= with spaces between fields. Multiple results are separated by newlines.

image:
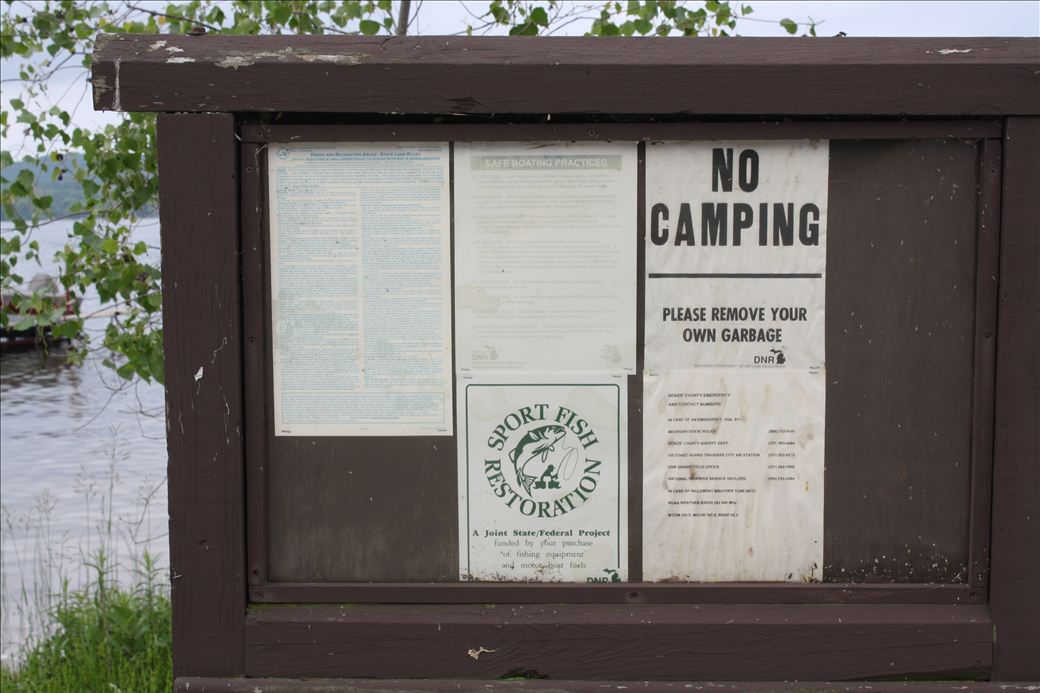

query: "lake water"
xmin=0 ymin=218 xmax=167 ymax=664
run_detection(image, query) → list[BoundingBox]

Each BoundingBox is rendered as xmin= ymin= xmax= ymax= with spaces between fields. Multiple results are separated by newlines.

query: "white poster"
xmin=642 ymin=140 xmax=828 ymax=581
xmin=642 ymin=369 xmax=824 ymax=582
xmin=268 ymin=143 xmax=453 ymax=436
xmin=458 ymin=376 xmax=628 ymax=582
xmin=645 ymin=141 xmax=828 ymax=372
xmin=454 ymin=142 xmax=637 ymax=374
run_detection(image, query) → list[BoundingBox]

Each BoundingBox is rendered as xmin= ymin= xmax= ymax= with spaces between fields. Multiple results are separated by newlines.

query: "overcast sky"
xmin=1 ymin=0 xmax=1037 ymax=156
xmin=412 ymin=0 xmax=1040 ymax=37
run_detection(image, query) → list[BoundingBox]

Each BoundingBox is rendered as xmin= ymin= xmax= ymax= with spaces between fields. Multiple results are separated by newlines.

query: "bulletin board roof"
xmin=91 ymin=35 xmax=1039 ymax=116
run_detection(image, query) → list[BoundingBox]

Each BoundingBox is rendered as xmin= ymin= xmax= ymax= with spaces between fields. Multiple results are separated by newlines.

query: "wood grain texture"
xmin=240 ymin=121 xmax=1005 ymax=144
xmin=968 ymin=139 xmax=1001 ymax=588
xmin=177 ymin=678 xmax=1040 ymax=692
xmin=825 ymin=140 xmax=978 ymax=582
xmin=252 ymin=582 xmax=983 ymax=604
xmin=243 ymin=603 xmax=991 ymax=680
xmin=241 ymin=144 xmax=269 ymax=587
xmin=990 ymin=117 xmax=1040 ymax=680
xmin=157 ymin=114 xmax=245 ymax=676
xmin=264 ymin=439 xmax=459 ymax=581
xmin=91 ymin=35 xmax=1039 ymax=116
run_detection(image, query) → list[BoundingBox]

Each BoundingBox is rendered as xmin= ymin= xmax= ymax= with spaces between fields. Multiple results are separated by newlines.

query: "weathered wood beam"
xmin=92 ymin=35 xmax=1039 ymax=116
xmin=242 ymin=603 xmax=991 ymax=680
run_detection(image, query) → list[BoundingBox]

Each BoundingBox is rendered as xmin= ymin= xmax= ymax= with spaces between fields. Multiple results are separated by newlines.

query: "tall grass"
xmin=0 ymin=430 xmax=171 ymax=692
xmin=0 ymin=554 xmax=171 ymax=692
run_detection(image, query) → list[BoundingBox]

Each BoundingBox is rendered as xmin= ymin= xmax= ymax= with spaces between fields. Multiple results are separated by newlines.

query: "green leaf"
xmin=0 ymin=235 xmax=21 ymax=254
xmin=489 ymin=3 xmax=509 ymax=24
xmin=268 ymin=3 xmax=292 ymax=25
xmin=12 ymin=314 xmax=37 ymax=331
xmin=509 ymin=21 xmax=538 ymax=35
xmin=359 ymin=19 xmax=380 ymax=35
xmin=233 ymin=17 xmax=262 ymax=33
xmin=780 ymin=18 xmax=798 ymax=34
xmin=51 ymin=318 xmax=83 ymax=339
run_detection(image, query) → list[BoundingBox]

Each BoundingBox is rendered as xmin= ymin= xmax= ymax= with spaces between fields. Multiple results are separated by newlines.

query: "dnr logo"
xmin=588 ymin=568 xmax=622 ymax=583
xmin=754 ymin=348 xmax=786 ymax=365
xmin=482 ymin=403 xmax=603 ymax=519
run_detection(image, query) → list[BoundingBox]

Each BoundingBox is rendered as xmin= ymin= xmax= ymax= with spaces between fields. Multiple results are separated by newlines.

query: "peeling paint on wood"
xmin=213 ymin=48 xmax=364 ymax=69
xmin=88 ymin=35 xmax=1040 ymax=115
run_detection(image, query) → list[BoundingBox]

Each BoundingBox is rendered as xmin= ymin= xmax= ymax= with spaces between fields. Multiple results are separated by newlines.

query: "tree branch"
xmin=124 ymin=2 xmax=220 ymax=33
xmin=396 ymin=0 xmax=412 ymax=36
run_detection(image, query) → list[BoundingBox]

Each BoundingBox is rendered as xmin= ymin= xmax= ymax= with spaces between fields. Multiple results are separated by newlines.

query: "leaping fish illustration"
xmin=509 ymin=425 xmax=568 ymax=497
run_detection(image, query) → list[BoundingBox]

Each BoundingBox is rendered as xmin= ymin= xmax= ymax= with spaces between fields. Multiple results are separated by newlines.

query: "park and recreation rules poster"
xmin=267 ymin=143 xmax=453 ymax=437
xmin=642 ymin=140 xmax=828 ymax=582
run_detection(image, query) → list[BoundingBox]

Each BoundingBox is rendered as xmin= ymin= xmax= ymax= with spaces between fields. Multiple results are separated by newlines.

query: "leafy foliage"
xmin=590 ymin=0 xmax=748 ymax=37
xmin=0 ymin=0 xmax=814 ymax=384
xmin=0 ymin=153 xmax=88 ymax=220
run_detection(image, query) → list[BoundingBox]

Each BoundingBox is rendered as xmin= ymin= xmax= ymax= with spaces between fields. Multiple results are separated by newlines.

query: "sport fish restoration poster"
xmin=458 ymin=377 xmax=628 ymax=582
xmin=642 ymin=141 xmax=827 ymax=582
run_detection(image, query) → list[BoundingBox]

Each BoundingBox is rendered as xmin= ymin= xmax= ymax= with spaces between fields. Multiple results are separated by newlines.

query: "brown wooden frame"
xmin=94 ymin=36 xmax=1037 ymax=116
xmin=105 ymin=36 xmax=1038 ymax=685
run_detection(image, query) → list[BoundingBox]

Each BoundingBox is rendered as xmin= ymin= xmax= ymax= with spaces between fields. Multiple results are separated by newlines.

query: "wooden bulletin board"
xmin=91 ymin=35 xmax=1039 ymax=687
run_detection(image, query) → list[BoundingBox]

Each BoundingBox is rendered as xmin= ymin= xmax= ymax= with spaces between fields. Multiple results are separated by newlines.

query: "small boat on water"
xmin=0 ymin=272 xmax=80 ymax=352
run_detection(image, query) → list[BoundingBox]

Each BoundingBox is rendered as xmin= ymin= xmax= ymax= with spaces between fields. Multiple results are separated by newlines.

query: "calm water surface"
xmin=0 ymin=219 xmax=167 ymax=663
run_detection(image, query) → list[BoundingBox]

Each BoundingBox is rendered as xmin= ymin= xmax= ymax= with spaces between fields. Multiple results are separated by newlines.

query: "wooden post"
xmin=157 ymin=113 xmax=245 ymax=677
xmin=990 ymin=116 xmax=1040 ymax=679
